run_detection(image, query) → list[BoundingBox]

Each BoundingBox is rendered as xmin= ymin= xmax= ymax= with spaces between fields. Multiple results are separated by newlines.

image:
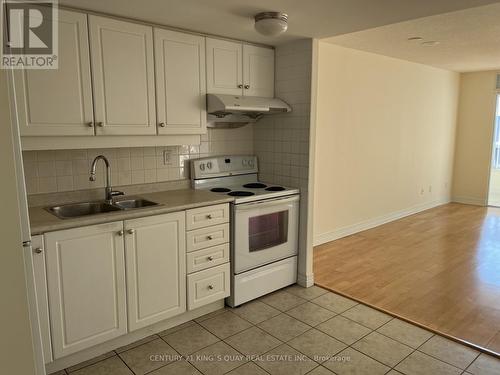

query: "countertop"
xmin=29 ymin=189 xmax=234 ymax=235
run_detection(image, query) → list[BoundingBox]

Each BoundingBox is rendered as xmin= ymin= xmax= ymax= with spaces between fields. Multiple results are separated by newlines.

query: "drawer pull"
xmin=206 ymin=214 xmax=213 ymax=219
xmin=207 ymin=235 xmax=213 ymax=240
xmin=34 ymin=247 xmax=43 ymax=254
xmin=207 ymin=256 xmax=214 ymax=261
xmin=208 ymin=285 xmax=214 ymax=290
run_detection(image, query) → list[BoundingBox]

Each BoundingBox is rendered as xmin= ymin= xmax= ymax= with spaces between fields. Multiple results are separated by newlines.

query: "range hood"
xmin=207 ymin=94 xmax=291 ymax=127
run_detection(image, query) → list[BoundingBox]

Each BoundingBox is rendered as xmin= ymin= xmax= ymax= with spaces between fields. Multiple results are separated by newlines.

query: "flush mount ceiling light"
xmin=407 ymin=36 xmax=423 ymax=41
xmin=421 ymin=40 xmax=440 ymax=46
xmin=254 ymin=12 xmax=288 ymax=36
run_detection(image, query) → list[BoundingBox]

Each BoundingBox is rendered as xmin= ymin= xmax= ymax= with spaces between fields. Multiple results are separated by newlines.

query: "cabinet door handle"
xmin=208 ymin=285 xmax=214 ymax=290
xmin=33 ymin=247 xmax=43 ymax=254
xmin=128 ymin=229 xmax=135 ymax=234
xmin=244 ymin=84 xmax=250 ymax=89
xmin=86 ymin=122 xmax=94 ymax=127
xmin=97 ymin=122 xmax=104 ymax=127
xmin=117 ymin=230 xmax=124 ymax=236
xmin=158 ymin=122 xmax=166 ymax=128
xmin=237 ymin=84 xmax=243 ymax=88
xmin=207 ymin=256 xmax=214 ymax=261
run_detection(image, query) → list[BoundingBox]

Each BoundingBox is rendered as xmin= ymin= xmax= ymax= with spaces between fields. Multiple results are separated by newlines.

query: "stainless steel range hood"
xmin=207 ymin=94 xmax=291 ymax=127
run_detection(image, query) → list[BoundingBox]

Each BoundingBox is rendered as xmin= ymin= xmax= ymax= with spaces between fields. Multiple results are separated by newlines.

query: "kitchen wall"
xmin=23 ymin=126 xmax=253 ymax=195
xmin=313 ymin=43 xmax=459 ymax=245
xmin=254 ymin=39 xmax=314 ymax=286
xmin=452 ymin=70 xmax=498 ymax=205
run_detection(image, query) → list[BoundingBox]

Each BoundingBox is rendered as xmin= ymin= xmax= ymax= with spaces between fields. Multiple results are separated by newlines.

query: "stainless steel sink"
xmin=47 ymin=201 xmax=121 ymax=219
xmin=112 ymin=198 xmax=158 ymax=210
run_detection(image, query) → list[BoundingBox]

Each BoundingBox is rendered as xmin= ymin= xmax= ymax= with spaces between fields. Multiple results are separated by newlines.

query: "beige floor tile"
xmin=66 ymin=351 xmax=115 ymax=372
xmin=286 ymin=285 xmax=329 ymax=300
xmin=306 ymin=366 xmax=335 ymax=375
xmin=199 ymin=311 xmax=252 ymax=339
xmin=49 ymin=371 xmax=67 ymax=375
xmin=259 ymin=290 xmax=307 ymax=311
xmin=341 ymin=304 xmax=392 ymax=329
xmin=287 ymin=328 xmax=346 ymax=363
xmin=258 ymin=313 xmax=311 ymax=341
xmin=189 ymin=341 xmax=247 ymax=375
xmin=230 ymin=300 xmax=281 ymax=324
xmin=286 ymin=302 xmax=336 ymax=326
xmin=376 ymin=318 xmax=433 ymax=349
xmin=395 ymin=351 xmax=462 ymax=375
xmin=225 ymin=326 xmax=281 ymax=356
xmin=255 ymin=344 xmax=318 ymax=375
xmin=118 ymin=338 xmax=179 ymax=375
xmin=158 ymin=320 xmax=196 ymax=337
xmin=386 ymin=371 xmax=404 ymax=375
xmin=316 ymin=315 xmax=371 ymax=345
xmin=70 ymin=356 xmax=133 ymax=375
xmin=115 ymin=334 xmax=159 ymax=354
xmin=163 ymin=323 xmax=219 ymax=355
xmin=148 ymin=360 xmax=201 ymax=374
xmin=419 ymin=335 xmax=479 ymax=369
xmin=352 ymin=331 xmax=413 ymax=367
xmin=466 ymin=353 xmax=500 ymax=375
xmin=225 ymin=362 xmax=268 ymax=374
xmin=194 ymin=307 xmax=229 ymax=323
xmin=311 ymin=292 xmax=358 ymax=314
xmin=323 ymin=347 xmax=389 ymax=375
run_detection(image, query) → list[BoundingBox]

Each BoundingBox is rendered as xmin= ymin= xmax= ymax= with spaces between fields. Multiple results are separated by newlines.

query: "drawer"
xmin=186 ymin=204 xmax=230 ymax=230
xmin=187 ymin=243 xmax=230 ymax=274
xmin=186 ymin=223 xmax=229 ymax=252
xmin=187 ymin=263 xmax=230 ymax=310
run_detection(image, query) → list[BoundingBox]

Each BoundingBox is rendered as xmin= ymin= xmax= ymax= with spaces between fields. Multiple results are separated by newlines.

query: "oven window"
xmin=249 ymin=211 xmax=288 ymax=252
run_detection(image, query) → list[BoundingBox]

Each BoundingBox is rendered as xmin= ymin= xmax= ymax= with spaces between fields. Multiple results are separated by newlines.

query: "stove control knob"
xmin=248 ymin=159 xmax=254 ymax=167
xmin=200 ymin=163 xmax=205 ymax=171
xmin=207 ymin=162 xmax=212 ymax=169
xmin=242 ymin=159 xmax=247 ymax=166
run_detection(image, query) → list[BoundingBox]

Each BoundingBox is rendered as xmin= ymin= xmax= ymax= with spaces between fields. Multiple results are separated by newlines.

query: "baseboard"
xmin=313 ymin=198 xmax=450 ymax=246
xmin=297 ymin=272 xmax=314 ymax=287
xmin=451 ymin=196 xmax=487 ymax=206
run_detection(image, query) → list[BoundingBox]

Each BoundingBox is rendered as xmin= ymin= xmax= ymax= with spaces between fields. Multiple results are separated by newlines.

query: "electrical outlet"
xmin=163 ymin=150 xmax=172 ymax=165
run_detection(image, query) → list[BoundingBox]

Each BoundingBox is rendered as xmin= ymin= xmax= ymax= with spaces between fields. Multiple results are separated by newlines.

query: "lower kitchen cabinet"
xmin=187 ymin=263 xmax=230 ymax=310
xmin=124 ymin=212 xmax=186 ymax=331
xmin=44 ymin=221 xmax=127 ymax=359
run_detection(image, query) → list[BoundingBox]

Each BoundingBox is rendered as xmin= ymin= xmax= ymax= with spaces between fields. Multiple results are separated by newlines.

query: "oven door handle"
xmin=234 ymin=195 xmax=299 ymax=211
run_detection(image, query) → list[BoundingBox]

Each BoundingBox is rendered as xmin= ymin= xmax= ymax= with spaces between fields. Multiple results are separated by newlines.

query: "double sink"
xmin=47 ymin=198 xmax=159 ymax=219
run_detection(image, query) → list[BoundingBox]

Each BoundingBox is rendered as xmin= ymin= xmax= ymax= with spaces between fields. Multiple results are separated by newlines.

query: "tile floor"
xmin=50 ymin=285 xmax=500 ymax=375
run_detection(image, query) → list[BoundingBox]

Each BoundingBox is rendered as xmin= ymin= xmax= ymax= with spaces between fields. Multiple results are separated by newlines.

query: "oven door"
xmin=233 ymin=195 xmax=299 ymax=274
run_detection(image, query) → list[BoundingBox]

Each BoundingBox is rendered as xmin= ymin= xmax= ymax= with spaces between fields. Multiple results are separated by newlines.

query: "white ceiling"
xmin=59 ymin=0 xmax=499 ymax=46
xmin=323 ymin=2 xmax=500 ymax=72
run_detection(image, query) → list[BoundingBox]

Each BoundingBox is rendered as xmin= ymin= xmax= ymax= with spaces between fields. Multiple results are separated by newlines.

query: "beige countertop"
xmin=29 ymin=189 xmax=234 ymax=235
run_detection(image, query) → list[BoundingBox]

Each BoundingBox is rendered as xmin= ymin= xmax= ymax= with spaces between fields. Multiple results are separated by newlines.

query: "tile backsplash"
xmin=23 ymin=126 xmax=253 ymax=195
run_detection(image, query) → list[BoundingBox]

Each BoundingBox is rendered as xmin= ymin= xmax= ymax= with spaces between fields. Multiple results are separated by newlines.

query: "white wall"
xmin=0 ymin=72 xmax=37 ymax=374
xmin=313 ymin=43 xmax=459 ymax=244
xmin=452 ymin=71 xmax=498 ymax=205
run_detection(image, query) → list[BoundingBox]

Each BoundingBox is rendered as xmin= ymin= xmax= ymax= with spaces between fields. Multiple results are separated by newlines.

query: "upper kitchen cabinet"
xmin=14 ymin=10 xmax=94 ymax=136
xmin=206 ymin=38 xmax=274 ymax=97
xmin=243 ymin=44 xmax=275 ymax=98
xmin=206 ymin=38 xmax=243 ymax=95
xmin=155 ymin=29 xmax=206 ymax=135
xmin=89 ymin=16 xmax=156 ymax=135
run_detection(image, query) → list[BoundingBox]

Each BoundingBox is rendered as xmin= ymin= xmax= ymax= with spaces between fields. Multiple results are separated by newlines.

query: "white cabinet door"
xmin=155 ymin=29 xmax=206 ymax=135
xmin=243 ymin=45 xmax=275 ymax=97
xmin=44 ymin=222 xmax=127 ymax=358
xmin=124 ymin=212 xmax=186 ymax=331
xmin=14 ymin=10 xmax=94 ymax=136
xmin=206 ymin=38 xmax=243 ymax=95
xmin=89 ymin=16 xmax=156 ymax=135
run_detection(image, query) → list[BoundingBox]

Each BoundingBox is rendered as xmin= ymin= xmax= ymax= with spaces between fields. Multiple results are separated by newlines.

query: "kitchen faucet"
xmin=89 ymin=155 xmax=124 ymax=204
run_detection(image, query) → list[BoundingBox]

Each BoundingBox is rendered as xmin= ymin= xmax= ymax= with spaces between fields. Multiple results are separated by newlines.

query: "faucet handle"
xmin=110 ymin=190 xmax=125 ymax=197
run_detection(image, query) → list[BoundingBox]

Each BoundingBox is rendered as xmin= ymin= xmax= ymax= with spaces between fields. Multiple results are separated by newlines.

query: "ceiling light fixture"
xmin=407 ymin=36 xmax=423 ymax=41
xmin=254 ymin=12 xmax=288 ymax=37
xmin=421 ymin=40 xmax=440 ymax=46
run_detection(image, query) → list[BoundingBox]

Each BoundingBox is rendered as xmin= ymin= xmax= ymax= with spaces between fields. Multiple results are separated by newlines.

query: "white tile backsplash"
xmin=23 ymin=126 xmax=254 ymax=194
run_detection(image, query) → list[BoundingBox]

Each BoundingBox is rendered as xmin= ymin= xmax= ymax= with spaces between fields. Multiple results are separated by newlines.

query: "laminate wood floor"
xmin=314 ymin=203 xmax=500 ymax=356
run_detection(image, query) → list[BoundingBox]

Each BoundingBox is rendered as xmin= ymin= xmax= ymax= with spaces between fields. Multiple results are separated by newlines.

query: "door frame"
xmin=485 ymin=77 xmax=500 ymax=206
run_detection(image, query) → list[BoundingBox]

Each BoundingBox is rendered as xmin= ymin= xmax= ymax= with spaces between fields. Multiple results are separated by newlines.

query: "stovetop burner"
xmin=265 ymin=186 xmax=286 ymax=191
xmin=228 ymin=191 xmax=255 ymax=197
xmin=243 ymin=183 xmax=267 ymax=189
xmin=211 ymin=187 xmax=231 ymax=193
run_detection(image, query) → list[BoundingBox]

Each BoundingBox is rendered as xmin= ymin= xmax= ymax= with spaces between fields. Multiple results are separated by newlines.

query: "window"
xmin=248 ymin=211 xmax=288 ymax=252
xmin=493 ymin=95 xmax=500 ymax=170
